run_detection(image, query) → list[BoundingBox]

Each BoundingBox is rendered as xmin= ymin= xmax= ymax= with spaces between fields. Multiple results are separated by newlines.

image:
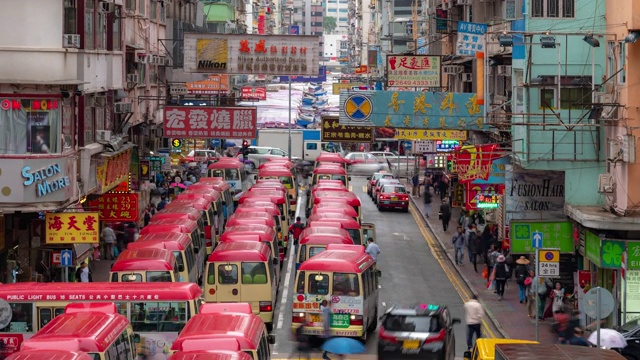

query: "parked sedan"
xmin=616 ymin=317 xmax=640 ymax=360
xmin=377 ymin=184 xmax=410 ymax=212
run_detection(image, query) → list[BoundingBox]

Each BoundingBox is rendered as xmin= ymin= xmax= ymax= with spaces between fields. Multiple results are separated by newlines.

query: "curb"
xmin=408 ymin=193 xmax=509 ymax=339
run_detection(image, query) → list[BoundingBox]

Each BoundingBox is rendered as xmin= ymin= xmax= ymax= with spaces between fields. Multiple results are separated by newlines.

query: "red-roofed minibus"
xmin=168 ymin=197 xmax=218 ymax=255
xmin=295 ymin=226 xmax=354 ymax=270
xmin=314 ymin=152 xmax=349 ymax=171
xmin=292 ymin=246 xmax=379 ymax=340
xmin=170 ymin=303 xmax=274 ymax=360
xmin=0 ymin=282 xmax=201 ymax=358
xmin=186 ymin=184 xmax=233 ymax=220
xmin=256 ymin=167 xmax=298 ymax=213
xmin=142 ymin=218 xmax=205 ymax=279
xmin=205 ymin=241 xmax=278 ymax=330
xmin=127 ymin=233 xmax=198 ymax=284
xmin=207 ymin=159 xmax=245 ymax=195
xmin=308 ymin=190 xmax=361 ymax=218
xmin=151 ymin=206 xmax=205 ymax=256
xmin=312 ymin=202 xmax=359 ymax=223
xmin=19 ymin=303 xmax=137 ymax=360
xmin=220 ymin=225 xmax=282 ymax=266
xmin=234 ymin=204 xmax=283 ymax=237
xmin=237 ymin=199 xmax=288 ymax=237
xmin=238 ymin=192 xmax=290 ymax=233
xmin=226 ymin=213 xmax=283 ymax=249
xmin=306 ymin=213 xmax=363 ymax=245
xmin=312 ymin=182 xmax=349 ymax=194
xmin=312 ymin=165 xmax=349 ymax=188
xmin=6 ymin=350 xmax=94 ymax=360
xmin=110 ymin=249 xmax=181 ymax=283
xmin=170 ymin=349 xmax=252 ymax=360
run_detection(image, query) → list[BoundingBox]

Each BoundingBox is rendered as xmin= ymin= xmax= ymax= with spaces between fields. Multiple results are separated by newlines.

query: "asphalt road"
xmin=271 ymin=176 xmax=471 ymax=360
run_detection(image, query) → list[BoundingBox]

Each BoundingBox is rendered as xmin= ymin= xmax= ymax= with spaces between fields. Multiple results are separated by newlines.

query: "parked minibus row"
xmin=1 ymin=295 xmax=274 ymax=360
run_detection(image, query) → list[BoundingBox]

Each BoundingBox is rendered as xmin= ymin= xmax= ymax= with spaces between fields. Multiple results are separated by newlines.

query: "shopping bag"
xmin=113 ymin=246 xmax=120 ymax=258
xmin=482 ymin=268 xmax=489 ymax=279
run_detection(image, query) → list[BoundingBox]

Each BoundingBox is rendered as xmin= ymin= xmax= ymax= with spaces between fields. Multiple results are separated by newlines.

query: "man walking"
xmin=452 ymin=227 xmax=465 ymax=265
xmin=365 ymin=237 xmax=381 ymax=269
xmin=411 ymin=172 xmax=420 ymax=197
xmin=464 ymin=295 xmax=484 ymax=350
xmin=289 ymin=216 xmax=306 ymax=250
xmin=100 ymin=223 xmax=117 ymax=260
xmin=439 ymin=199 xmax=452 ymax=231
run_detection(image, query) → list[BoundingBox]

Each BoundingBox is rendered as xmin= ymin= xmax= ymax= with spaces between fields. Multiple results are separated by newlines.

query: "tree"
xmin=323 ymin=17 xmax=337 ymax=34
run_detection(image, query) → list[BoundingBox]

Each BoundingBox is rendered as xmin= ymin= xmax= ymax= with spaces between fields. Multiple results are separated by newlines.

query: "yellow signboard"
xmin=332 ymin=83 xmax=365 ymax=95
xmin=394 ymin=129 xmax=468 ymax=141
xmin=539 ymin=250 xmax=560 ymax=262
xmin=46 ymin=212 xmax=100 ymax=244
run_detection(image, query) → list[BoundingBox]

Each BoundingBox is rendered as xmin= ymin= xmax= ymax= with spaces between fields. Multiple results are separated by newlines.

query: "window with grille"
xmin=531 ymin=0 xmax=573 ymax=18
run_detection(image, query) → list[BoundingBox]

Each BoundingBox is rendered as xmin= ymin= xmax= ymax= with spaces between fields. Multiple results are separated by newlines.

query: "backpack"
xmin=516 ymin=272 xmax=527 ymax=284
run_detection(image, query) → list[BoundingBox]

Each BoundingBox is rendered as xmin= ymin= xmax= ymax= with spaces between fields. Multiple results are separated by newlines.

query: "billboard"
xmin=457 ymin=21 xmax=488 ymax=57
xmin=241 ymin=86 xmax=267 ymax=101
xmin=339 ymin=90 xmax=486 ymax=130
xmin=164 ymin=106 xmax=258 ymax=139
xmin=46 ymin=213 xmax=100 ymax=244
xmin=186 ymin=75 xmax=230 ymax=93
xmin=277 ymin=66 xmax=327 ymax=83
xmin=321 ymin=117 xmax=373 ymax=143
xmin=183 ymin=33 xmax=321 ymax=76
xmin=394 ymin=129 xmax=468 ymax=141
xmin=386 ymin=55 xmax=441 ymax=88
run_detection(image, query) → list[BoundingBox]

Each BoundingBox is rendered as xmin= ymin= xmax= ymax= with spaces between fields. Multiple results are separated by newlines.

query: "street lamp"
xmin=287 ymin=6 xmax=294 ymax=161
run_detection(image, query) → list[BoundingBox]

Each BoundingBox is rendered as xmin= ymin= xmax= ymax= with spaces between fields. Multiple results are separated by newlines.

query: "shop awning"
xmin=74 ymin=244 xmax=94 ymax=265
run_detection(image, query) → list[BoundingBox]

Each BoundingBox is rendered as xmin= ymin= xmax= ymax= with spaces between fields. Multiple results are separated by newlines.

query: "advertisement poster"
xmin=386 ymin=55 xmax=441 ymax=88
xmin=241 ymin=86 xmax=267 ymax=101
xmin=164 ymin=107 xmax=258 ymax=139
xmin=45 ymin=212 xmax=100 ymax=244
xmin=505 ymin=166 xmax=565 ymax=223
xmin=322 ymin=117 xmax=373 ymax=143
xmin=88 ymin=193 xmax=139 ymax=222
xmin=27 ymin=112 xmax=49 ymax=153
xmin=456 ymin=21 xmax=488 ymax=57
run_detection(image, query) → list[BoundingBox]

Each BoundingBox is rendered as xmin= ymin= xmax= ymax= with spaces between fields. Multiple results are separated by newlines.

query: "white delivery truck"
xmin=256 ymin=129 xmax=342 ymax=161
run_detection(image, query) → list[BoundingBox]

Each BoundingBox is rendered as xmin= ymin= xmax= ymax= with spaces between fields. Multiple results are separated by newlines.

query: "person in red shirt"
xmin=289 ymin=217 xmax=305 ymax=250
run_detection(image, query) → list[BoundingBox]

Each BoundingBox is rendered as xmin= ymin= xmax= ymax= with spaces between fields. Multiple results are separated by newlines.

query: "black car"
xmin=378 ymin=304 xmax=460 ymax=360
xmin=617 ymin=317 xmax=640 ymax=360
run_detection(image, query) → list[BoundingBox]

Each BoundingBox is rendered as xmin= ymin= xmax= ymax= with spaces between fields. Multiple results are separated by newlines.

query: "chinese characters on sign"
xmin=510 ymin=221 xmax=574 ymax=253
xmin=184 ymin=34 xmax=320 ymax=76
xmin=386 ymin=55 xmax=441 ymax=88
xmin=164 ymin=106 xmax=258 ymax=139
xmin=45 ymin=212 xmax=100 ymax=244
xmin=241 ymin=86 xmax=267 ymax=101
xmin=96 ymin=148 xmax=132 ymax=194
xmin=321 ymin=117 xmax=373 ymax=143
xmin=464 ymin=183 xmax=503 ymax=210
xmin=453 ymin=144 xmax=502 ymax=183
xmin=456 ymin=21 xmax=488 ymax=57
xmin=88 ymin=194 xmax=139 ymax=222
xmin=186 ymin=75 xmax=230 ymax=94
xmin=394 ymin=129 xmax=467 ymax=141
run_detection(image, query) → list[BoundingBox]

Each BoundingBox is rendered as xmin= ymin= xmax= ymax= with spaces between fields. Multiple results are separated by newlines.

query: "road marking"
xmin=362 ymin=185 xmax=367 ymax=192
xmin=409 ymin=202 xmax=498 ymax=339
xmin=349 ymin=185 xmax=353 ymax=192
xmin=382 ymin=302 xmax=386 ymax=307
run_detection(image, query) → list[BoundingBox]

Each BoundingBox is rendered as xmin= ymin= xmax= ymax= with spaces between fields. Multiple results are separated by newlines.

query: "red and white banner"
xmin=241 ymin=86 xmax=267 ymax=101
xmin=453 ymin=144 xmax=502 ymax=183
xmin=164 ymin=106 xmax=257 ymax=139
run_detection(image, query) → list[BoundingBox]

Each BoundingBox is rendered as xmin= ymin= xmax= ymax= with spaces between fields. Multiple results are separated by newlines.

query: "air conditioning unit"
xmin=114 ymin=102 xmax=132 ymax=114
xmin=497 ymin=65 xmax=512 ymax=76
xmin=96 ymin=130 xmax=112 ymax=142
xmin=597 ymin=174 xmax=615 ymax=194
xmin=460 ymin=73 xmax=473 ymax=82
xmin=143 ymin=54 xmax=153 ymax=63
xmin=126 ymin=73 xmax=139 ymax=83
xmin=444 ymin=65 xmax=463 ymax=74
xmin=93 ymin=96 xmax=106 ymax=107
xmin=63 ymin=34 xmax=80 ymax=48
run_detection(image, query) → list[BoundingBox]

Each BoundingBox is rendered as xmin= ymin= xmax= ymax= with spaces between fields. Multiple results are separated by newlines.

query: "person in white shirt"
xmin=365 ymin=237 xmax=380 ymax=264
xmin=463 ymin=295 xmax=485 ymax=350
xmin=100 ymin=223 xmax=117 ymax=260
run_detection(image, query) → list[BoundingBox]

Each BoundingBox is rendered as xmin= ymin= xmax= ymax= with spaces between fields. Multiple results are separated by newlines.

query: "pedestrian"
xmin=75 ymin=262 xmax=92 ymax=283
xmin=514 ymin=256 xmax=530 ymax=304
xmin=487 ymin=245 xmax=500 ymax=290
xmin=157 ymin=196 xmax=168 ymax=211
xmin=423 ymin=190 xmax=432 ymax=218
xmin=290 ymin=322 xmax=312 ymax=360
xmin=149 ymin=203 xmax=157 ymax=216
xmin=411 ymin=172 xmax=420 ymax=197
xmin=365 ymin=237 xmax=381 ymax=269
xmin=124 ymin=222 xmax=137 ymax=248
xmin=465 ymin=224 xmax=476 ymax=264
xmin=143 ymin=208 xmax=151 ymax=227
xmin=492 ymin=254 xmax=509 ymax=301
xmin=562 ymin=310 xmax=581 ymax=344
xmin=320 ymin=299 xmax=332 ymax=360
xmin=289 ymin=216 xmax=306 ymax=250
xmin=100 ymin=223 xmax=117 ymax=260
xmin=526 ymin=270 xmax=536 ymax=318
xmin=553 ymin=309 xmax=569 ymax=343
xmin=452 ymin=227 xmax=465 ymax=265
xmin=423 ymin=174 xmax=432 ymax=194
xmin=568 ymin=327 xmax=589 ymax=346
xmin=472 ymin=228 xmax=483 ymax=273
xmin=438 ymin=177 xmax=448 ymax=202
xmin=551 ymin=282 xmax=565 ymax=313
xmin=463 ymin=295 xmax=484 ymax=350
xmin=439 ymin=199 xmax=452 ymax=232
xmin=536 ymin=275 xmax=550 ymax=320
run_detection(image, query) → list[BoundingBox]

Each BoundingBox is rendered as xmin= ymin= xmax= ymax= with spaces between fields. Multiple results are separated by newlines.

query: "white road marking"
xmin=382 ymin=302 xmax=386 ymax=307
xmin=378 ymin=285 xmax=382 ymax=289
xmin=277 ymin=243 xmax=295 ymax=329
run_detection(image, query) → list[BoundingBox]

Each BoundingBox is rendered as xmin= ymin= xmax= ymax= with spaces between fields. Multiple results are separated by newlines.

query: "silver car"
xmin=241 ymin=146 xmax=300 ymax=171
xmin=345 ymin=152 xmax=390 ymax=176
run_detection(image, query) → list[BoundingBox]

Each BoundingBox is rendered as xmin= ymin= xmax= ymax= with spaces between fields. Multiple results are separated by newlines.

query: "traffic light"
xmin=242 ymin=140 xmax=249 ymax=160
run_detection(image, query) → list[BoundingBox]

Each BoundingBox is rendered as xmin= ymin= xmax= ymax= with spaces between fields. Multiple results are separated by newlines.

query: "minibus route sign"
xmin=2 ymin=293 xmax=163 ymax=301
xmin=330 ymin=314 xmax=350 ymax=328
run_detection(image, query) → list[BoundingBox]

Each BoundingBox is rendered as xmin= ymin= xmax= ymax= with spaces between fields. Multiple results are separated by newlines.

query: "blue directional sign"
xmin=532 ymin=231 xmax=543 ymax=249
xmin=61 ymin=249 xmax=73 ymax=267
xmin=402 ymin=141 xmax=412 ymax=150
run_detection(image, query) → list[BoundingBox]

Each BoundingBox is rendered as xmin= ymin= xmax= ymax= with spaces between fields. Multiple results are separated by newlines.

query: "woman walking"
xmin=514 ymin=256 xmax=530 ymax=303
xmin=492 ymin=255 xmax=510 ymax=301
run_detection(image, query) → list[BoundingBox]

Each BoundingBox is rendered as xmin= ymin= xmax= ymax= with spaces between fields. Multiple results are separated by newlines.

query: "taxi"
xmin=367 ymin=171 xmax=395 ymax=197
xmin=373 ymin=178 xmax=401 ymax=203
xmin=376 ymin=183 xmax=410 ymax=212
xmin=463 ymin=339 xmax=539 ymax=360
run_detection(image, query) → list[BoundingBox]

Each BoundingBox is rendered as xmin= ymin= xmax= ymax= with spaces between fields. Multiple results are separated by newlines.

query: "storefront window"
xmin=0 ymin=98 xmax=62 ymax=154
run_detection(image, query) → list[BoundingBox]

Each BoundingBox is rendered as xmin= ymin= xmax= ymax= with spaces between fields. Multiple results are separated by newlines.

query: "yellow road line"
xmin=409 ymin=202 xmax=497 ymax=339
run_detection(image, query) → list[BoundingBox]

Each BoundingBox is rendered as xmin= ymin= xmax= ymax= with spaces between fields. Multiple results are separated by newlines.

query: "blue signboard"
xmin=289 ymin=25 xmax=300 ymax=35
xmin=457 ymin=21 xmax=488 ymax=57
xmin=278 ymin=65 xmax=327 ymax=83
xmin=472 ymin=156 xmax=511 ymax=185
xmin=339 ymin=90 xmax=486 ymax=130
xmin=61 ymin=249 xmax=73 ymax=267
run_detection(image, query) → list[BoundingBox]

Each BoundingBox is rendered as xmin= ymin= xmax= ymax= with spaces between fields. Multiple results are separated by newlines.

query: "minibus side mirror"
xmin=452 ymin=318 xmax=461 ymax=325
xmin=463 ymin=351 xmax=472 ymax=359
xmin=214 ymin=211 xmax=218 ymax=216
xmin=268 ymin=334 xmax=276 ymax=344
xmin=133 ymin=334 xmax=141 ymax=344
xmin=366 ymin=176 xmax=371 ymax=180
xmin=281 ymin=215 xmax=285 ymax=221
xmin=222 ymin=201 xmax=227 ymax=205
xmin=178 ymin=264 xmax=185 ymax=272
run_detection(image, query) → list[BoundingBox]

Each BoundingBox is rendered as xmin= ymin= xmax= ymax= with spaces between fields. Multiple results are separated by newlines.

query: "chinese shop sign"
xmin=321 ymin=117 xmax=373 ymax=143
xmin=456 ymin=21 xmax=488 ymax=57
xmin=453 ymin=144 xmax=502 ymax=183
xmin=186 ymin=75 xmax=230 ymax=94
xmin=331 ymin=314 xmax=350 ymax=329
xmin=184 ymin=34 xmax=321 ymax=76
xmin=386 ymin=55 xmax=441 ymax=88
xmin=88 ymin=193 xmax=139 ymax=222
xmin=45 ymin=212 xmax=100 ymax=244
xmin=628 ymin=242 xmax=640 ymax=270
xmin=394 ymin=129 xmax=467 ymax=141
xmin=584 ymin=231 xmax=627 ymax=269
xmin=465 ymin=183 xmax=503 ymax=211
xmin=164 ymin=106 xmax=257 ymax=139
xmin=241 ymin=86 xmax=267 ymax=101
xmin=96 ymin=147 xmax=132 ymax=194
xmin=510 ymin=221 xmax=574 ymax=253
xmin=339 ymin=91 xmax=486 ymax=130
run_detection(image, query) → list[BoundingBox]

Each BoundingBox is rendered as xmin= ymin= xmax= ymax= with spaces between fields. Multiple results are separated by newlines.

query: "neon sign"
xmin=436 ymin=140 xmax=460 ymax=152
xmin=476 ymin=194 xmax=500 ymax=209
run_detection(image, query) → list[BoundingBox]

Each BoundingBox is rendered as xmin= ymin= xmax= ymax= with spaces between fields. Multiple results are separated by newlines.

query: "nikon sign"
xmin=183 ymin=33 xmax=320 ymax=76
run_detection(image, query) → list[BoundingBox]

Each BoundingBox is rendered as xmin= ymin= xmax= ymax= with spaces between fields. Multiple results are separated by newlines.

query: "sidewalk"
xmin=406 ymin=183 xmax=556 ymax=344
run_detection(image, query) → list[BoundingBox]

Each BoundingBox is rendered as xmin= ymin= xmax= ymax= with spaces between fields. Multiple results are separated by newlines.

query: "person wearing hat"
xmin=514 ymin=256 xmax=530 ymax=304
xmin=492 ymin=254 xmax=510 ymax=301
